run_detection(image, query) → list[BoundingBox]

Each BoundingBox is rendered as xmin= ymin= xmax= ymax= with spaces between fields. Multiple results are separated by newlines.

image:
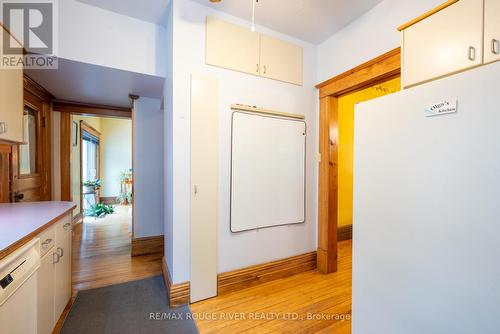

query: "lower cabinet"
xmin=54 ymin=215 xmax=72 ymax=320
xmin=37 ymin=249 xmax=55 ymax=334
xmin=37 ymin=214 xmax=72 ymax=334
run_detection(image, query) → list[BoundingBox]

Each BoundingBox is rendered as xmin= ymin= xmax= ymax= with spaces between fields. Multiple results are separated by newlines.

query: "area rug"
xmin=60 ymin=275 xmax=198 ymax=334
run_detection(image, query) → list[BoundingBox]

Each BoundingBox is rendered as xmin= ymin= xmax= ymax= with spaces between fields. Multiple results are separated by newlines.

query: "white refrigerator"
xmin=353 ymin=61 xmax=500 ymax=334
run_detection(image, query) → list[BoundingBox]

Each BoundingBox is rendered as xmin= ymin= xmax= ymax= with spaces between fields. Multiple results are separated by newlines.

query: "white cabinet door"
xmin=260 ymin=35 xmax=303 ymax=85
xmin=206 ymin=16 xmax=261 ymax=76
xmin=402 ymin=0 xmax=484 ymax=88
xmin=0 ymin=27 xmax=24 ymax=143
xmin=54 ymin=215 xmax=72 ymax=319
xmin=484 ymin=0 xmax=500 ymax=64
xmin=38 ymin=249 xmax=55 ymax=334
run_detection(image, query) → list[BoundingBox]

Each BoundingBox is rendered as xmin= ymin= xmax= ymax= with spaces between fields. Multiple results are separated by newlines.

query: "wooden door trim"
xmin=80 ymin=121 xmax=102 ymax=216
xmin=53 ymin=100 xmax=132 ymax=119
xmin=316 ymin=48 xmax=401 ymax=98
xmin=58 ymin=101 xmax=133 ymax=226
xmin=316 ymin=48 xmax=401 ymax=274
xmin=24 ymin=75 xmax=54 ymax=103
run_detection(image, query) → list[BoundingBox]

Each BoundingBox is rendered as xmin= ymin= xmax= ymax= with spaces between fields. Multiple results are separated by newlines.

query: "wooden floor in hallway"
xmin=72 ymin=205 xmax=162 ymax=295
xmin=191 ymin=240 xmax=352 ymax=334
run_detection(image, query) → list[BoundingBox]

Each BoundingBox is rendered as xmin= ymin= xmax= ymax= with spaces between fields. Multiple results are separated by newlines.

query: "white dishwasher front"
xmin=0 ymin=238 xmax=40 ymax=334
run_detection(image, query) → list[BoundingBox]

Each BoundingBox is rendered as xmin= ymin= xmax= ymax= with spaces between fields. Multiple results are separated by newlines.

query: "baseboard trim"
xmin=131 ymin=235 xmax=164 ymax=256
xmin=338 ymin=224 xmax=353 ymax=241
xmin=100 ymin=196 xmax=118 ymax=205
xmin=162 ymin=257 xmax=190 ymax=308
xmin=217 ymin=251 xmax=317 ymax=295
xmin=161 ymin=251 xmax=317 ymax=307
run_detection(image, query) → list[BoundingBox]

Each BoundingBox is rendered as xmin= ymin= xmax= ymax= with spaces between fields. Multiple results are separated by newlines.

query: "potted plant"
xmin=83 ymin=179 xmax=101 ymax=194
xmin=85 ymin=203 xmax=114 ymax=218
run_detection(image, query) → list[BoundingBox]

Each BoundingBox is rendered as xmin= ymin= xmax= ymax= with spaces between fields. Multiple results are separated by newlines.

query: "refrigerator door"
xmin=353 ymin=61 xmax=500 ymax=334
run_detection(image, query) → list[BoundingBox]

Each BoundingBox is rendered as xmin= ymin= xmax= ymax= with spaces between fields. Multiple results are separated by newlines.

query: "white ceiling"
xmin=76 ymin=0 xmax=170 ymax=25
xmin=191 ymin=0 xmax=383 ymax=44
xmin=76 ymin=0 xmax=383 ymax=44
xmin=26 ymin=58 xmax=165 ymax=108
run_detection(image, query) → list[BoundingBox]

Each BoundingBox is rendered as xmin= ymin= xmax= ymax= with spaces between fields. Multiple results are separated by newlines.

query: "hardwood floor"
xmin=191 ymin=240 xmax=352 ymax=334
xmin=72 ymin=205 xmax=162 ymax=295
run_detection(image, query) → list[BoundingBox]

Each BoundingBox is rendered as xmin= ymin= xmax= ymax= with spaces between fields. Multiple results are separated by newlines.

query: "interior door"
xmin=11 ymin=89 xmax=50 ymax=202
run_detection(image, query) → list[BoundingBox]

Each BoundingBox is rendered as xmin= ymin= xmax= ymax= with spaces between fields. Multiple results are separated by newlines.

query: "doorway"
xmin=316 ymin=48 xmax=402 ymax=274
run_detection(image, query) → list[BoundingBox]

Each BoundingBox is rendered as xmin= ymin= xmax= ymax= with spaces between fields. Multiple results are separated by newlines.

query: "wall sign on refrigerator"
xmin=425 ymin=98 xmax=458 ymax=117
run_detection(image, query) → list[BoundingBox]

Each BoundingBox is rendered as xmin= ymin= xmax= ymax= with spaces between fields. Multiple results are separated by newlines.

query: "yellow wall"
xmin=337 ymin=77 xmax=401 ymax=227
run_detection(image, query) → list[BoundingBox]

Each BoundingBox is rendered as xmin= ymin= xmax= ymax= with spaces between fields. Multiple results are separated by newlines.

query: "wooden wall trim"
xmin=53 ymin=100 xmax=132 ymax=119
xmin=131 ymin=235 xmax=164 ymax=256
xmin=162 ymin=257 xmax=190 ymax=308
xmin=217 ymin=251 xmax=317 ymax=295
xmin=60 ymin=112 xmax=72 ymax=201
xmin=317 ymin=96 xmax=338 ymax=274
xmin=0 ymin=144 xmax=12 ymax=203
xmin=338 ymin=225 xmax=353 ymax=242
xmin=23 ymin=75 xmax=53 ymax=103
xmin=316 ymin=48 xmax=401 ymax=98
xmin=100 ymin=196 xmax=118 ymax=205
xmin=398 ymin=0 xmax=458 ymax=31
xmin=162 ymin=252 xmax=317 ymax=308
xmin=316 ymin=48 xmax=401 ymax=275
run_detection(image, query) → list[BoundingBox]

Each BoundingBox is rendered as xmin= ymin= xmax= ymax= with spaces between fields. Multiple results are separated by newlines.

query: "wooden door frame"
xmin=80 ymin=120 xmax=102 ymax=217
xmin=55 ymin=100 xmax=133 ymax=225
xmin=10 ymin=75 xmax=53 ymax=202
xmin=315 ymin=48 xmax=401 ymax=274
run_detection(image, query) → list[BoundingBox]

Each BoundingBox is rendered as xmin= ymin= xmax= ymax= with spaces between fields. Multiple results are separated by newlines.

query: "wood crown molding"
xmin=316 ymin=48 xmax=401 ymax=98
xmin=162 ymin=257 xmax=190 ymax=308
xmin=132 ymin=235 xmax=164 ymax=257
xmin=53 ymin=100 xmax=132 ymax=119
xmin=398 ymin=0 xmax=458 ymax=31
xmin=23 ymin=75 xmax=54 ymax=103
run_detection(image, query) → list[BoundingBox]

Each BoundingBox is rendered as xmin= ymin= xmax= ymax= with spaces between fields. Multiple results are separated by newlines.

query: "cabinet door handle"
xmin=468 ymin=46 xmax=476 ymax=61
xmin=63 ymin=222 xmax=71 ymax=230
xmin=256 ymin=63 xmax=259 ymax=73
xmin=492 ymin=39 xmax=500 ymax=55
xmin=263 ymin=65 xmax=267 ymax=74
xmin=53 ymin=252 xmax=60 ymax=264
xmin=42 ymin=238 xmax=53 ymax=247
xmin=57 ymin=247 xmax=64 ymax=257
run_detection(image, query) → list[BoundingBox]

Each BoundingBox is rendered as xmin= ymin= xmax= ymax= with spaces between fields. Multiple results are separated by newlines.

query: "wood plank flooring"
xmin=72 ymin=205 xmax=162 ymax=295
xmin=191 ymin=240 xmax=352 ymax=334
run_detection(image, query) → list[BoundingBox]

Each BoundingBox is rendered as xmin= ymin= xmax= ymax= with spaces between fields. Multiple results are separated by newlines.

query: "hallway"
xmin=72 ymin=205 xmax=162 ymax=294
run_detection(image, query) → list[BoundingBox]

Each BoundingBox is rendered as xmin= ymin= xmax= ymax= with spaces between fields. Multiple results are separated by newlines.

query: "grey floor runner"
xmin=60 ymin=275 xmax=199 ymax=334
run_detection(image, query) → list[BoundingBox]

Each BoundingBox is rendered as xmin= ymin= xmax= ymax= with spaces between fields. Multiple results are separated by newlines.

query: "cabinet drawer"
xmin=39 ymin=224 xmax=55 ymax=256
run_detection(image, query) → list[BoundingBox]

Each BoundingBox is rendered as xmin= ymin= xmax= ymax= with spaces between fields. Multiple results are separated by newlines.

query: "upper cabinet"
xmin=206 ymin=17 xmax=303 ymax=86
xmin=484 ymin=0 xmax=500 ymax=64
xmin=260 ymin=35 xmax=303 ymax=85
xmin=206 ymin=16 xmax=261 ymax=76
xmin=0 ymin=26 xmax=24 ymax=143
xmin=401 ymin=0 xmax=484 ymax=88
